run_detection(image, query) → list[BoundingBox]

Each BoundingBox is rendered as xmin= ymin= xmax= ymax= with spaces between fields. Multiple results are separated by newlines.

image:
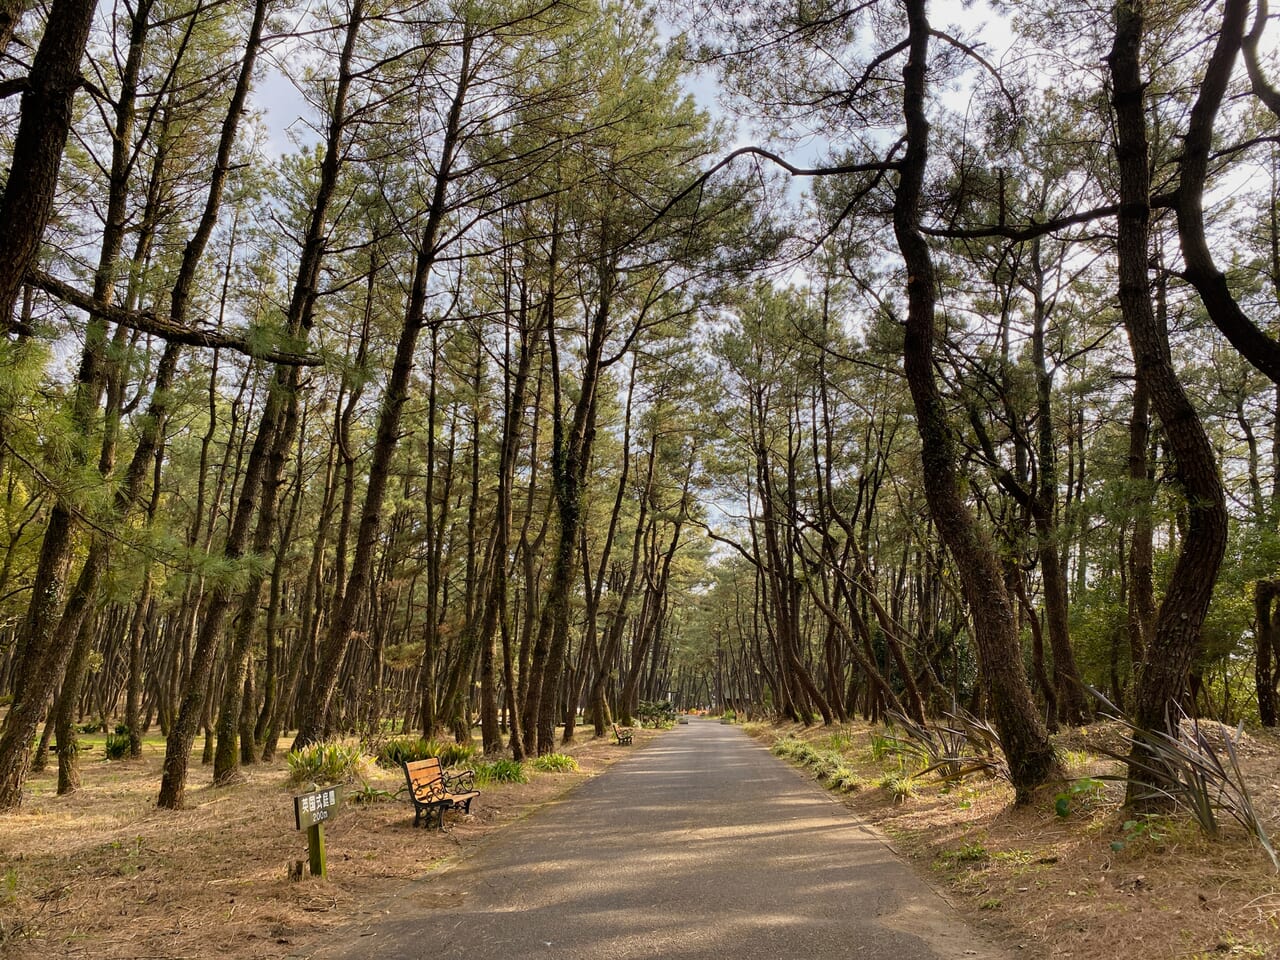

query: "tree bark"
xmin=0 ymin=0 xmax=96 ymax=328
xmin=895 ymin=0 xmax=1056 ymax=802
xmin=1109 ymin=0 xmax=1229 ymax=803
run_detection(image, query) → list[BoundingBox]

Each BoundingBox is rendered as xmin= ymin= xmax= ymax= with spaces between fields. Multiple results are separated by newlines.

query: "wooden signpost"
xmin=293 ymin=785 xmax=341 ymax=878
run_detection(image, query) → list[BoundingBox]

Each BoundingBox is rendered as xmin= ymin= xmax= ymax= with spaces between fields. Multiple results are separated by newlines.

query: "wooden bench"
xmin=401 ymin=757 xmax=480 ymax=829
xmin=612 ymin=723 xmax=633 ymax=746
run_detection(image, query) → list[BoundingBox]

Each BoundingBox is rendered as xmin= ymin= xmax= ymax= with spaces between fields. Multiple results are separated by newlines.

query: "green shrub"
xmin=830 ymin=766 xmax=863 ymax=792
xmin=474 ymin=759 xmax=527 ymax=785
xmin=771 ymin=737 xmax=804 ymax=759
xmin=436 ymin=741 xmax=478 ymax=768
xmin=530 ymin=753 xmax=579 ymax=773
xmin=350 ymin=782 xmax=398 ymax=804
xmin=1053 ymin=777 xmax=1105 ymax=818
xmin=877 ymin=773 xmax=918 ymax=803
xmin=104 ymin=733 xmax=130 ymax=761
xmin=868 ymin=728 xmax=898 ymax=762
xmin=1090 ymin=688 xmax=1277 ymax=869
xmin=286 ymin=742 xmax=371 ymax=786
xmin=375 ymin=736 xmax=477 ymax=769
xmin=637 ymin=700 xmax=677 ymax=727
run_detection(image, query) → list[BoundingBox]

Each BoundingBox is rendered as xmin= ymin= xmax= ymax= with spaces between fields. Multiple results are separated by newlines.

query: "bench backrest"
xmin=404 ymin=757 xmax=445 ymax=802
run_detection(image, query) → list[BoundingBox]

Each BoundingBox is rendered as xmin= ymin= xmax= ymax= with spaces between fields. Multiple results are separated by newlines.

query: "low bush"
xmin=637 ymin=700 xmax=677 ymax=727
xmin=530 ymin=753 xmax=579 ymax=773
xmin=474 ymin=759 xmax=527 ymax=785
xmin=103 ymin=733 xmax=130 ymax=761
xmin=375 ymin=736 xmax=477 ymax=769
xmin=286 ymin=742 xmax=371 ymax=786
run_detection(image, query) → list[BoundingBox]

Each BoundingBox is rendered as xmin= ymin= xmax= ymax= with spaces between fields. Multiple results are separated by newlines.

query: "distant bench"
xmin=612 ymin=723 xmax=633 ymax=746
xmin=402 ymin=757 xmax=480 ymax=829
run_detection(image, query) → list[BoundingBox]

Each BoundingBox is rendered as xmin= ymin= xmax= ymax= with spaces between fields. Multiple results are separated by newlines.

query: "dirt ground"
xmin=0 ymin=727 xmax=658 ymax=959
xmin=744 ymin=719 xmax=1280 ymax=960
xmin=3 ymin=721 xmax=1279 ymax=960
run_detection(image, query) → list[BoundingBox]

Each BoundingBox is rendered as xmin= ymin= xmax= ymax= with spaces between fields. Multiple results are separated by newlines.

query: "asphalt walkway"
xmin=329 ymin=719 xmax=1010 ymax=959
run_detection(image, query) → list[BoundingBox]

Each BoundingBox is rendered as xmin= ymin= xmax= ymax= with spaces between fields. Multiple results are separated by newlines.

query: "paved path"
xmin=329 ymin=720 xmax=1009 ymax=959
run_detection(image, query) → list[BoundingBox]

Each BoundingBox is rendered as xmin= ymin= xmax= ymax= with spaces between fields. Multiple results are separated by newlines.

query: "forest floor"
xmin=0 ymin=725 xmax=660 ymax=959
xmin=743 ymin=718 xmax=1280 ymax=960
xmin=2 ymin=720 xmax=1278 ymax=960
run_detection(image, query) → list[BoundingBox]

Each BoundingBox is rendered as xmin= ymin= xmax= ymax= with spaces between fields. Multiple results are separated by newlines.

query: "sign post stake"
xmin=293 ymin=785 xmax=341 ymax=879
xmin=307 ymin=821 xmax=327 ymax=878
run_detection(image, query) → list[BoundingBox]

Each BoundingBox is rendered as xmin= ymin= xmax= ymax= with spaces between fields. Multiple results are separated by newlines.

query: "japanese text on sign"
xmin=294 ymin=786 xmax=342 ymax=831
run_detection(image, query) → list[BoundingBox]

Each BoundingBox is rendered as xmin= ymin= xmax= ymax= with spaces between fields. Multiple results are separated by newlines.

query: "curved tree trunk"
xmin=1109 ymin=0 xmax=1229 ymax=804
xmin=895 ymin=0 xmax=1056 ymax=803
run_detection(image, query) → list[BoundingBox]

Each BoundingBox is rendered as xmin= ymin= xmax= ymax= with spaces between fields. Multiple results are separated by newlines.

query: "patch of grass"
xmin=990 ymin=849 xmax=1036 ymax=865
xmin=829 ymin=767 xmax=864 ymax=792
xmin=286 ymin=742 xmax=371 ymax=786
xmin=474 ymin=759 xmax=527 ymax=785
xmin=530 ymin=753 xmax=579 ymax=773
xmin=940 ymin=841 xmax=989 ymax=865
xmin=877 ymin=773 xmax=918 ymax=803
xmin=374 ymin=737 xmax=477 ymax=769
xmin=868 ymin=728 xmax=899 ymax=762
xmin=817 ymin=728 xmax=858 ymax=753
xmin=1053 ymin=777 xmax=1106 ymax=818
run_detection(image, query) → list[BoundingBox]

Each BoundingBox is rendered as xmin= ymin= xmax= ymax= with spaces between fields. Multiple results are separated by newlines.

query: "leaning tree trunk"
xmin=1109 ymin=0 xmax=1229 ymax=804
xmin=894 ymin=0 xmax=1056 ymax=802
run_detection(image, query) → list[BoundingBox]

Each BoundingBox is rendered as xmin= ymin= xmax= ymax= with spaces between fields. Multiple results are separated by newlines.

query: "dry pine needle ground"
xmin=4 ymin=722 xmax=1280 ymax=960
xmin=0 ymin=729 xmax=654 ymax=960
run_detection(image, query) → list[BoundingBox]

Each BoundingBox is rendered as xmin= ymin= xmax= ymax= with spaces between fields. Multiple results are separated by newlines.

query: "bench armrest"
xmin=443 ymin=768 xmax=476 ymax=793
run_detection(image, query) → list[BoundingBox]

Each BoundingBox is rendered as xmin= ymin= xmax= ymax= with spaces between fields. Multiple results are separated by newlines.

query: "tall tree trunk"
xmin=294 ymin=35 xmax=474 ymax=749
xmin=895 ymin=0 xmax=1056 ymax=802
xmin=1109 ymin=0 xmax=1229 ymax=803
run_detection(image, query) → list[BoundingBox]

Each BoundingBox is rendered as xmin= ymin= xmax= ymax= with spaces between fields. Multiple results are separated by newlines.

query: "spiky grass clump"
xmin=375 ymin=737 xmax=477 ymax=769
xmin=530 ymin=753 xmax=579 ymax=773
xmin=474 ymin=759 xmax=528 ymax=785
xmin=877 ymin=772 xmax=918 ymax=804
xmin=286 ymin=742 xmax=371 ymax=786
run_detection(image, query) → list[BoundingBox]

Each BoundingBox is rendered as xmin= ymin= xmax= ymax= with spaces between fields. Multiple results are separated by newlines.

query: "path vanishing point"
xmin=327 ymin=719 xmax=1011 ymax=959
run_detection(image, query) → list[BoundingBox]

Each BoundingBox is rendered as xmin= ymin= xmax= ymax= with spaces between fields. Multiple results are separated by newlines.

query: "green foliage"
xmin=374 ymin=737 xmax=476 ymax=769
xmin=1091 ymin=690 xmax=1277 ymax=870
xmin=474 ymin=759 xmax=527 ymax=785
xmin=772 ymin=737 xmax=865 ymax=792
xmin=882 ymin=710 xmax=1009 ymax=783
xmin=876 ymin=773 xmax=918 ymax=803
xmin=349 ymin=782 xmax=398 ymax=804
xmin=1052 ymin=777 xmax=1105 ymax=818
xmin=940 ymin=841 xmax=989 ymax=865
xmin=103 ymin=733 xmax=130 ymax=761
xmin=867 ymin=728 xmax=899 ymax=762
xmin=636 ymin=700 xmax=676 ymax=727
xmin=828 ymin=766 xmax=863 ymax=792
xmin=286 ymin=742 xmax=371 ymax=786
xmin=530 ymin=753 xmax=579 ymax=773
xmin=1110 ymin=815 xmax=1169 ymax=853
